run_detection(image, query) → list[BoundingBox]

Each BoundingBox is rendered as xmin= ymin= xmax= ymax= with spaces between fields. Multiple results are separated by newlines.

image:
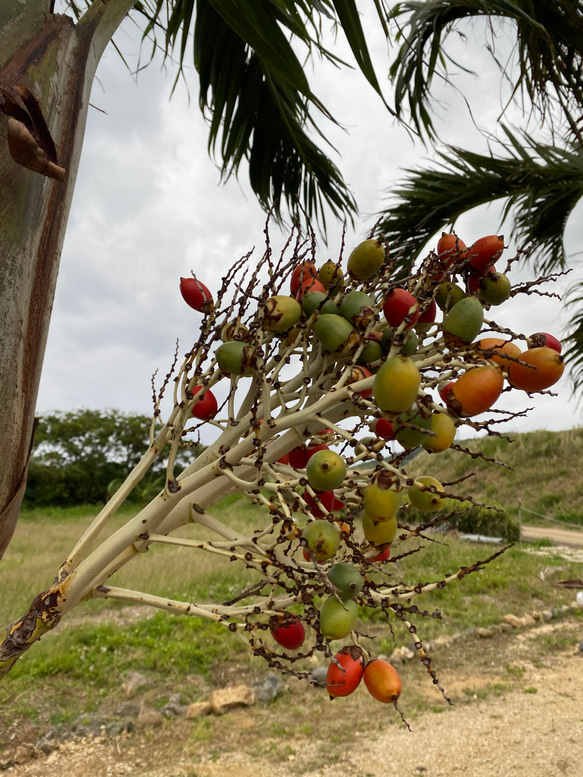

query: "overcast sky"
xmin=37 ymin=7 xmax=583 ymax=438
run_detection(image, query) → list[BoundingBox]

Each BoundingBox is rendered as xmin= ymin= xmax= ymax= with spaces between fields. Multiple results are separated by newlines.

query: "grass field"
xmin=1 ymin=495 xmax=582 ymax=737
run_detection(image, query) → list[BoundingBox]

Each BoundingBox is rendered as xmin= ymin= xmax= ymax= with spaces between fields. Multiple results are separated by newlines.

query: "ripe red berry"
xmin=180 ymin=276 xmax=213 ymax=312
xmin=326 ymin=646 xmax=365 ymax=699
xmin=383 ymin=289 xmax=419 ymax=329
xmin=190 ymin=386 xmax=218 ymax=420
xmin=270 ymin=618 xmax=306 ymax=650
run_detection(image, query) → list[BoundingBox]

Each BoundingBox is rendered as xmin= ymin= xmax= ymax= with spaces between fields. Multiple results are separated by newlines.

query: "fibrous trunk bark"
xmin=0 ymin=0 xmax=135 ymax=561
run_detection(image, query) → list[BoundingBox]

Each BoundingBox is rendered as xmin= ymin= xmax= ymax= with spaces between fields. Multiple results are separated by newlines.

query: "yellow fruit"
xmin=347 ymin=239 xmax=385 ymax=280
xmin=363 ymin=472 xmax=401 ymax=520
xmin=408 ymin=476 xmax=445 ymax=512
xmin=373 ymin=356 xmax=420 ymax=414
xmin=362 ymin=512 xmax=398 ymax=545
xmin=422 ymin=412 xmax=456 ymax=453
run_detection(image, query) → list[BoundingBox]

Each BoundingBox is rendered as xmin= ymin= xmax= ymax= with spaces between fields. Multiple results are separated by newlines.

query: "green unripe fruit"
xmin=319 ymin=596 xmax=358 ymax=640
xmin=443 ymin=296 xmax=484 ymax=346
xmin=408 ymin=476 xmax=445 ymax=512
xmin=347 ymin=239 xmax=385 ymax=280
xmin=314 ymin=314 xmax=360 ymax=359
xmin=263 ymin=295 xmax=302 ymax=332
xmin=373 ymin=355 xmax=420 ymax=413
xmin=399 ymin=329 xmax=419 ymax=356
xmin=435 ymin=281 xmax=466 ymax=311
xmin=302 ymin=520 xmax=341 ymax=562
xmin=357 ymin=338 xmax=383 ymax=365
xmin=301 ymin=291 xmax=339 ymax=318
xmin=339 ymin=291 xmax=376 ymax=330
xmin=216 ymin=341 xmax=257 ymax=375
xmin=394 ymin=410 xmax=432 ymax=449
xmin=479 ymin=271 xmax=512 ymax=306
xmin=306 ymin=449 xmax=347 ymax=491
xmin=362 ymin=512 xmax=398 ymax=546
xmin=328 ymin=563 xmax=364 ymax=600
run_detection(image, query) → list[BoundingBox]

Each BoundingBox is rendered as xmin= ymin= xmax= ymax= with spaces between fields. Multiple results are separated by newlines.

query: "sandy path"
xmin=7 ymin=642 xmax=583 ymax=777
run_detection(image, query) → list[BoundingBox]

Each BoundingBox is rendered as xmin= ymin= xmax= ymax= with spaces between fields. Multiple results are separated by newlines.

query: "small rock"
xmin=390 ymin=646 xmax=415 ymax=663
xmin=476 ymin=627 xmax=494 ymax=638
xmin=115 ymin=702 xmax=141 ymax=719
xmin=123 ymin=671 xmax=150 ymax=699
xmin=577 ymin=639 xmax=583 ymax=653
xmin=185 ymin=702 xmax=212 ymax=719
xmin=503 ymin=614 xmax=523 ymax=628
xmin=160 ymin=693 xmax=188 ymax=718
xmin=253 ymin=674 xmax=283 ymax=704
xmin=310 ymin=667 xmax=328 ymax=687
xmin=499 ymin=622 xmax=513 ymax=633
xmin=521 ymin=613 xmax=536 ymax=627
xmin=542 ymin=610 xmax=553 ymax=622
xmin=14 ymin=744 xmax=36 ymax=765
xmin=531 ymin=610 xmax=542 ymax=621
xmin=137 ymin=707 xmax=164 ymax=728
xmin=36 ymin=739 xmax=54 ymax=756
xmin=208 ymin=685 xmax=256 ymax=715
xmin=430 ymin=635 xmax=453 ymax=651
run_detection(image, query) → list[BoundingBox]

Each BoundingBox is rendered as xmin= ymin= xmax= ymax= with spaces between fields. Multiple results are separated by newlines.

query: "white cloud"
xmin=37 ymin=10 xmax=583 ymax=437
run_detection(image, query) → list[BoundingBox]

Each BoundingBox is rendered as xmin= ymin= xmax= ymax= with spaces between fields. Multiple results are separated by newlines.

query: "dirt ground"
xmin=3 ymin=611 xmax=583 ymax=777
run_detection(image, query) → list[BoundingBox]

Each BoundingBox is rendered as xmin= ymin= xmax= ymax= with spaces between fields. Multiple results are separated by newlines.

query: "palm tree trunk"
xmin=0 ymin=0 xmax=135 ymax=561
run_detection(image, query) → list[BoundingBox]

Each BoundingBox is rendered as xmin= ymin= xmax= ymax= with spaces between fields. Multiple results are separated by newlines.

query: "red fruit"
xmin=383 ymin=289 xmax=419 ymax=329
xmin=295 ymin=276 xmax=325 ymax=301
xmin=367 ymin=546 xmax=391 ymax=563
xmin=466 ymin=235 xmax=504 ymax=275
xmin=466 ymin=265 xmax=496 ymax=294
xmin=417 ymin=298 xmax=437 ymax=325
xmin=288 ymin=445 xmax=309 ymax=468
xmin=277 ymin=453 xmax=290 ymax=465
xmin=326 ymin=646 xmax=365 ymax=699
xmin=190 ymin=386 xmax=218 ymax=420
xmin=304 ymin=489 xmax=336 ymax=518
xmin=346 ymin=365 xmax=373 ymax=398
xmin=290 ymin=261 xmax=318 ymax=296
xmin=374 ymin=418 xmax=395 ymax=439
xmin=363 ymin=659 xmax=402 ymax=703
xmin=270 ymin=618 xmax=306 ymax=650
xmin=306 ymin=443 xmax=329 ymax=460
xmin=439 ymin=381 xmax=454 ymax=404
xmin=180 ymin=276 xmax=213 ymax=312
xmin=332 ymin=498 xmax=345 ymax=513
xmin=528 ymin=332 xmax=562 ymax=354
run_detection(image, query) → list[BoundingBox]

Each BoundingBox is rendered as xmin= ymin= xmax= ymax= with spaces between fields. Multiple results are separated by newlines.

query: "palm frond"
xmin=388 ymin=0 xmax=583 ymax=139
xmin=131 ymin=0 xmax=392 ymax=227
xmin=564 ymin=284 xmax=583 ymax=391
xmin=378 ymin=128 xmax=583 ymax=274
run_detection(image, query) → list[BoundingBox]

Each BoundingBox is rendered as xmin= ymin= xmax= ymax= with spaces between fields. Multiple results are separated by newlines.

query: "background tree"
xmin=24 ymin=409 xmax=203 ymax=506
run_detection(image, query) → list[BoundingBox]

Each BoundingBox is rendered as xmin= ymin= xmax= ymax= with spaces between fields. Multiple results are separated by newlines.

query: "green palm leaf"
xmin=388 ymin=0 xmax=583 ymax=138
xmin=378 ymin=128 xmax=583 ymax=274
xmin=133 ymin=0 xmax=391 ymax=226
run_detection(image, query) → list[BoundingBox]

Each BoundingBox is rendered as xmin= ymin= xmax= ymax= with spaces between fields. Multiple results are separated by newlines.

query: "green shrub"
xmin=447 ymin=501 xmax=519 ymax=541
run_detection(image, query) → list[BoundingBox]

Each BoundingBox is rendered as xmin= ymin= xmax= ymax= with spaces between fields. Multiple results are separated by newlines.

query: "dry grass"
xmin=406 ymin=427 xmax=583 ymax=524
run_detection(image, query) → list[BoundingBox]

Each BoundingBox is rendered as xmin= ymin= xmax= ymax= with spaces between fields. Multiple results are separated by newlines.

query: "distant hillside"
xmin=404 ymin=428 xmax=583 ymax=526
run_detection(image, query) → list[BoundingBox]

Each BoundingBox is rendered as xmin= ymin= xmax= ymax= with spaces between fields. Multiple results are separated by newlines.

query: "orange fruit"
xmin=507 ymin=347 xmax=565 ymax=392
xmin=476 ymin=338 xmax=521 ymax=371
xmin=447 ymin=364 xmax=504 ymax=417
xmin=363 ymin=659 xmax=402 ymax=703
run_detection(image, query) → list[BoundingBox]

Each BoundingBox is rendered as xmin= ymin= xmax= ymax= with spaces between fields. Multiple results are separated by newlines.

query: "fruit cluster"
xmin=174 ymin=225 xmax=564 ymax=714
